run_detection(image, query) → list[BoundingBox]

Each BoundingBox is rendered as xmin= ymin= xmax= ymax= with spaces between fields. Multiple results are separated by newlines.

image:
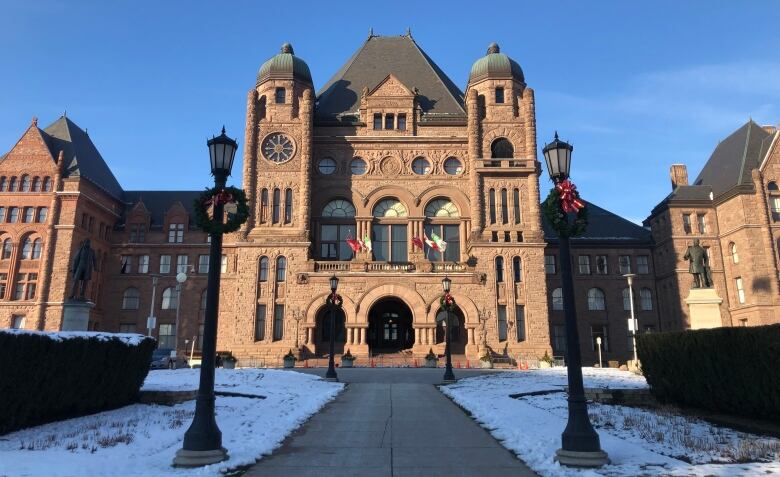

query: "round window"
xmin=318 ymin=158 xmax=337 ymax=175
xmin=444 ymin=157 xmax=463 ymax=175
xmin=412 ymin=157 xmax=431 ymax=175
xmin=261 ymin=133 xmax=295 ymax=163
xmin=350 ymin=158 xmax=367 ymax=175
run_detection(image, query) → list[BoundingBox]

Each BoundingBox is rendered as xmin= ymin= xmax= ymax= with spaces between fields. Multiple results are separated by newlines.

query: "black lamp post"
xmin=542 ymin=133 xmax=608 ymax=467
xmin=441 ymin=276 xmax=456 ymax=383
xmin=325 ymin=275 xmax=340 ymax=382
xmin=174 ymin=127 xmax=237 ymax=467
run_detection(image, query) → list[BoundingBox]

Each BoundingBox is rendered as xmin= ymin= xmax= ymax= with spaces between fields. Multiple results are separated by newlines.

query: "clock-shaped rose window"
xmin=261 ymin=133 xmax=295 ymax=163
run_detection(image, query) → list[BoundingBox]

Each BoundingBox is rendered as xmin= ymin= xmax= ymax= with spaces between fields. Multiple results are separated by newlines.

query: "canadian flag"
xmin=346 ymin=235 xmax=362 ymax=253
xmin=411 ymin=236 xmax=425 ymax=250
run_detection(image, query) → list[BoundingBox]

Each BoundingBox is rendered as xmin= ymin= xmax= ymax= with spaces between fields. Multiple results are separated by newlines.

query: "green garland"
xmin=542 ymin=187 xmax=588 ymax=237
xmin=439 ymin=293 xmax=457 ymax=312
xmin=193 ymin=186 xmax=249 ymax=235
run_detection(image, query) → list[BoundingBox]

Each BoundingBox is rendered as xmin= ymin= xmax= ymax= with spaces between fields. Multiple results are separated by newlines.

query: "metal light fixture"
xmin=207 ymin=127 xmax=238 ymax=178
xmin=442 ymin=276 xmax=451 ymax=293
xmin=441 ymin=276 xmax=455 ymax=383
xmin=325 ymin=275 xmax=340 ymax=382
xmin=542 ymin=132 xmax=573 ymax=183
xmin=330 ymin=274 xmax=339 ymax=292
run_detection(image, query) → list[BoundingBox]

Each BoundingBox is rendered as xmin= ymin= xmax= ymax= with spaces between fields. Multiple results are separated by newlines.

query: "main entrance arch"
xmin=314 ymin=306 xmax=346 ymax=355
xmin=367 ymin=298 xmax=414 ymax=353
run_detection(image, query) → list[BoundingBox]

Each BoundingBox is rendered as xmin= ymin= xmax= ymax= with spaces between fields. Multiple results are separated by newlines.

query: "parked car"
xmin=150 ymin=348 xmax=186 ymax=369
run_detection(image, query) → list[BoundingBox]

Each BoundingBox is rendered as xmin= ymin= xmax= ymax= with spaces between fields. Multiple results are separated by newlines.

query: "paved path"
xmin=244 ymin=368 xmax=537 ymax=477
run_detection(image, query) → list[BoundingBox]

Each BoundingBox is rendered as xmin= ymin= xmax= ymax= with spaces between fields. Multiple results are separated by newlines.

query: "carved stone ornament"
xmin=296 ymin=273 xmax=309 ymax=285
xmin=379 ymin=156 xmax=402 ymax=176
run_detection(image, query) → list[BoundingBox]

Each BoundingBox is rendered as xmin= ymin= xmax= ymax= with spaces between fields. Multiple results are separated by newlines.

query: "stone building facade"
xmin=1 ymin=33 xmax=669 ymax=365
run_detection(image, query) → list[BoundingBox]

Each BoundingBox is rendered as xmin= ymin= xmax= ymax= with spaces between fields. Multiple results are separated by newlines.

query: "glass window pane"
xmin=373 ymin=225 xmax=388 ymax=261
xmin=321 ymin=224 xmax=338 ymax=241
xmin=391 ymin=225 xmax=407 ymax=262
xmin=443 ymin=225 xmax=459 ymax=261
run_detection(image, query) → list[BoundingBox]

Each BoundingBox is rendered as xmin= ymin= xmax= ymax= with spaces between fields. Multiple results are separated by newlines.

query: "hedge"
xmin=0 ymin=330 xmax=155 ymax=435
xmin=637 ymin=324 xmax=780 ymax=420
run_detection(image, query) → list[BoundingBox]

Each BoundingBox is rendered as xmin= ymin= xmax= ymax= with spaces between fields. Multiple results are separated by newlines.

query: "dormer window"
xmin=495 ymin=87 xmax=504 ymax=104
xmin=397 ymin=114 xmax=406 ymax=131
xmin=275 ymin=87 xmax=285 ymax=104
xmin=385 ymin=113 xmax=394 ymax=130
xmin=373 ymin=113 xmax=382 ymax=130
xmin=168 ymin=223 xmax=184 ymax=243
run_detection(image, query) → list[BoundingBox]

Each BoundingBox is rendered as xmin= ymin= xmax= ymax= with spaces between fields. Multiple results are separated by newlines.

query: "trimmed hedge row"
xmin=637 ymin=324 xmax=780 ymax=420
xmin=0 ymin=331 xmax=155 ymax=435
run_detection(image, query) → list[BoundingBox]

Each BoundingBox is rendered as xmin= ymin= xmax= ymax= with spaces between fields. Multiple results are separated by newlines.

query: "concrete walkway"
xmin=244 ymin=369 xmax=537 ymax=476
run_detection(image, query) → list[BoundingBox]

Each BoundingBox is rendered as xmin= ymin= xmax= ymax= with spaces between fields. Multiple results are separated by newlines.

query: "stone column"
xmin=307 ymin=327 xmax=314 ymax=345
xmin=467 ymin=88 xmax=483 ymax=233
xmin=299 ymin=88 xmax=314 ymax=240
xmin=522 ymin=87 xmax=543 ymax=241
xmin=468 ymin=327 xmax=475 ymax=345
xmin=347 ymin=328 xmax=354 ymax=345
xmin=243 ymin=88 xmax=259 ymax=237
xmin=359 ymin=327 xmax=366 ymax=345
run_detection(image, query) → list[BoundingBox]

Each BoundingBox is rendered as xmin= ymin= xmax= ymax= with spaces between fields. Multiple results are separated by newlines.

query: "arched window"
xmin=272 ymin=188 xmax=281 ymax=223
xmin=622 ymin=288 xmax=632 ymax=311
xmin=769 ymin=181 xmax=779 ymax=191
xmin=320 ymin=200 xmax=356 ymax=260
xmin=259 ymin=256 xmax=269 ymax=282
xmin=161 ymin=287 xmax=178 ymax=310
xmin=43 ymin=177 xmax=52 ymax=192
xmin=640 ymin=288 xmax=653 ymax=310
xmin=21 ymin=237 xmax=32 ymax=259
xmin=32 ymin=177 xmax=41 ymax=192
xmin=551 ymin=288 xmax=563 ymax=310
xmin=276 ymin=256 xmax=287 ymax=282
xmin=513 ymin=188 xmax=521 ymax=223
xmin=491 ymin=138 xmax=514 ymax=158
xmin=730 ymin=242 xmax=739 ymax=263
xmin=31 ymin=239 xmax=42 ymax=259
xmin=1 ymin=239 xmax=12 ymax=259
xmin=424 ymin=199 xmax=459 ymax=218
xmin=495 ymin=256 xmax=504 ymax=282
xmin=489 ymin=189 xmax=496 ymax=224
xmin=260 ymin=189 xmax=268 ymax=223
xmin=21 ymin=175 xmax=30 ymax=192
xmin=587 ymin=288 xmax=606 ymax=311
xmin=122 ymin=288 xmax=140 ymax=310
xmin=9 ymin=177 xmax=18 ymax=191
xmin=323 ymin=199 xmax=356 ymax=217
xmin=513 ymin=256 xmax=522 ymax=282
xmin=501 ymin=188 xmax=509 ymax=223
xmin=284 ymin=188 xmax=293 ymax=224
xmin=373 ymin=199 xmax=408 ymax=217
xmin=37 ymin=207 xmax=48 ymax=223
xmin=0 ymin=177 xmax=6 ymax=191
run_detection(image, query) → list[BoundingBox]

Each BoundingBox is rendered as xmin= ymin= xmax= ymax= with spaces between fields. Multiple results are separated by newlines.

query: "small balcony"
xmin=475 ymin=157 xmax=537 ymax=174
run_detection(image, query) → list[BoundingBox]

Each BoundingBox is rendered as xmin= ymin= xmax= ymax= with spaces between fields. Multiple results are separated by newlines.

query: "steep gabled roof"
xmin=316 ymin=34 xmax=465 ymax=121
xmin=122 ymin=190 xmax=202 ymax=227
xmin=544 ymin=201 xmax=652 ymax=246
xmin=692 ymin=120 xmax=772 ymax=198
xmin=41 ymin=116 xmax=124 ymax=200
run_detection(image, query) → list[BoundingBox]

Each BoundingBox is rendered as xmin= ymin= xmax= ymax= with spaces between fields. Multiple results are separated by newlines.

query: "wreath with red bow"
xmin=439 ymin=293 xmax=457 ymax=312
xmin=326 ymin=292 xmax=344 ymax=307
xmin=194 ymin=186 xmax=249 ymax=235
xmin=542 ymin=179 xmax=589 ymax=237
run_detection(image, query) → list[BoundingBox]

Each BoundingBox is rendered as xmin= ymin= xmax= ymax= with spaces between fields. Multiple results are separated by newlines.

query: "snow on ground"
xmin=0 ymin=369 xmax=342 ymax=477
xmin=441 ymin=367 xmax=780 ymax=477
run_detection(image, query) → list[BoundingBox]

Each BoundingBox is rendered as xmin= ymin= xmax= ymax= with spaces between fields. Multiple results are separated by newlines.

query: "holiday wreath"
xmin=439 ymin=293 xmax=457 ymax=312
xmin=193 ymin=186 xmax=249 ymax=235
xmin=542 ymin=179 xmax=589 ymax=237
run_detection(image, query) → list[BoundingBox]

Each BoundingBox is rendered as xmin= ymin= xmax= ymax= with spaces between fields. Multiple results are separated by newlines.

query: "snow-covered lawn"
xmin=441 ymin=367 xmax=780 ymax=477
xmin=0 ymin=369 xmax=342 ymax=477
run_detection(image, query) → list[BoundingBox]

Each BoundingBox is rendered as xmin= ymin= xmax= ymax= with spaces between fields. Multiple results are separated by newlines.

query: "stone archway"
xmin=314 ymin=305 xmax=346 ymax=355
xmin=367 ymin=298 xmax=414 ymax=353
xmin=433 ymin=306 xmax=467 ymax=354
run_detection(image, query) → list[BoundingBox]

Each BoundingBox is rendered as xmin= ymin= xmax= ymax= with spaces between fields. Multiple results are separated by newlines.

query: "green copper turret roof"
xmin=469 ymin=43 xmax=524 ymax=84
xmin=257 ymin=43 xmax=312 ymax=86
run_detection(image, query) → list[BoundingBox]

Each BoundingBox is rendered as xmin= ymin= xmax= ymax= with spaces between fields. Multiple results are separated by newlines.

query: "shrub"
xmin=0 ymin=330 xmax=155 ymax=435
xmin=637 ymin=324 xmax=780 ymax=421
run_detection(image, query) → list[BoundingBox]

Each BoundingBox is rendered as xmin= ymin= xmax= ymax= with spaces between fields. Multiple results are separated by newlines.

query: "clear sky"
xmin=1 ymin=1 xmax=778 ymax=223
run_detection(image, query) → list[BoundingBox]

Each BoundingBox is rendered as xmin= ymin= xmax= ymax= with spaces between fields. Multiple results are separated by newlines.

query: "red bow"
xmin=556 ymin=179 xmax=585 ymax=213
xmin=204 ymin=189 xmax=235 ymax=208
xmin=443 ymin=293 xmax=454 ymax=305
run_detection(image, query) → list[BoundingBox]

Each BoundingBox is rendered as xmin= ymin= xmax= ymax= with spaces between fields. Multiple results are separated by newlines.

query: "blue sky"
xmin=1 ymin=1 xmax=778 ymax=223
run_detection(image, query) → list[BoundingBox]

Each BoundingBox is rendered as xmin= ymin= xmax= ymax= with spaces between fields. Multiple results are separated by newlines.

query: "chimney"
xmin=670 ymin=164 xmax=688 ymax=189
xmin=761 ymin=124 xmax=777 ymax=134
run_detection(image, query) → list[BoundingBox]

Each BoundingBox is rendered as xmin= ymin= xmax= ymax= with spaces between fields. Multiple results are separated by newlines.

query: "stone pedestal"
xmin=61 ymin=299 xmax=95 ymax=331
xmin=685 ymin=288 xmax=723 ymax=329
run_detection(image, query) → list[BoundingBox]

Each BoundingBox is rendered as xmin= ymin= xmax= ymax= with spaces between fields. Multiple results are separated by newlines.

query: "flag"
xmin=431 ymin=232 xmax=447 ymax=253
xmin=346 ymin=235 xmax=362 ymax=253
xmin=411 ymin=236 xmax=424 ymax=250
xmin=363 ymin=234 xmax=372 ymax=253
xmin=424 ymin=233 xmax=439 ymax=252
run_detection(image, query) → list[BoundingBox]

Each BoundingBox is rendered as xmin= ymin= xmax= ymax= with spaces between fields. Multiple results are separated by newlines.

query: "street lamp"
xmin=624 ymin=273 xmax=638 ymax=364
xmin=542 ymin=133 xmax=608 ymax=467
xmin=441 ymin=276 xmax=456 ymax=383
xmin=325 ymin=275 xmax=340 ymax=382
xmin=174 ymin=127 xmax=237 ymax=467
xmin=173 ymin=271 xmax=189 ymax=368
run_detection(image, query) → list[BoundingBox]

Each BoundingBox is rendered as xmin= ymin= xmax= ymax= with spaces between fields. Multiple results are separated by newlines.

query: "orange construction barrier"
xmin=304 ymin=360 xmax=309 ymax=368
xmin=466 ymin=359 xmax=471 ymax=368
xmin=456 ymin=361 xmax=461 ymax=368
xmin=414 ymin=359 xmax=419 ymax=368
xmin=370 ymin=359 xmax=376 ymax=368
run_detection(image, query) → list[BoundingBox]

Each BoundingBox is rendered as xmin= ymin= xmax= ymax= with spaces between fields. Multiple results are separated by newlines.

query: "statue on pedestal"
xmin=69 ymin=239 xmax=97 ymax=300
xmin=683 ymin=239 xmax=713 ymax=288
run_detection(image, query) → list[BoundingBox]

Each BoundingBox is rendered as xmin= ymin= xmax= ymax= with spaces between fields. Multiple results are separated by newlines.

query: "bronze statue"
xmin=70 ymin=239 xmax=97 ymax=300
xmin=683 ymin=239 xmax=713 ymax=288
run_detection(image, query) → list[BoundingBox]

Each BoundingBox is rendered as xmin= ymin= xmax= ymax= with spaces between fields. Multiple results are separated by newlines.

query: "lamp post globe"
xmin=543 ymin=133 xmax=608 ymax=467
xmin=441 ymin=276 xmax=455 ymax=383
xmin=623 ymin=273 xmax=638 ymax=363
xmin=325 ymin=275 xmax=340 ymax=382
xmin=174 ymin=127 xmax=238 ymax=467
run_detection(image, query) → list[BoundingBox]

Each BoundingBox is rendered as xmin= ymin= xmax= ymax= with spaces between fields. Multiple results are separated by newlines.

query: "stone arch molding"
xmin=425 ymin=292 xmax=480 ymax=325
xmin=304 ymin=292 xmax=357 ymax=325
xmin=356 ymin=284 xmax=428 ymax=325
